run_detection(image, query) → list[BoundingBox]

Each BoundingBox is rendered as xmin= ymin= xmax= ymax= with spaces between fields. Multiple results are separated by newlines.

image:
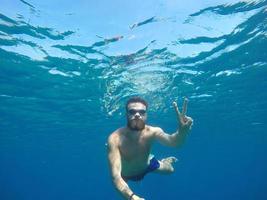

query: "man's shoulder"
xmin=107 ymin=127 xmax=124 ymax=144
xmin=145 ymin=125 xmax=163 ymax=138
xmin=146 ymin=125 xmax=162 ymax=133
xmin=110 ymin=127 xmax=126 ymax=136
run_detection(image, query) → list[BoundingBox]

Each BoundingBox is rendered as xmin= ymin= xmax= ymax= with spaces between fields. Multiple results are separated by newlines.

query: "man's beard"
xmin=127 ymin=118 xmax=145 ymax=131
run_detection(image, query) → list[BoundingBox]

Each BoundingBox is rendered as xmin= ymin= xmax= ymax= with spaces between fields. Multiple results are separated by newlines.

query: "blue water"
xmin=1 ymin=0 xmax=267 ymax=199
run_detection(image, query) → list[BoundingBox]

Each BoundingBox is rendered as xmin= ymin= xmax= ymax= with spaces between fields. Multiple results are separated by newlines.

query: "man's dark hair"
xmin=125 ymin=97 xmax=148 ymax=111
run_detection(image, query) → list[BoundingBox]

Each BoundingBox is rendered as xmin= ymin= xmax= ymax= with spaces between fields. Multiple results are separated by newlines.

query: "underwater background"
xmin=1 ymin=0 xmax=267 ymax=199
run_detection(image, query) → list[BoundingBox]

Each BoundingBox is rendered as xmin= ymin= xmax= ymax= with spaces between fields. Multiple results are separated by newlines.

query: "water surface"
xmin=0 ymin=0 xmax=267 ymax=199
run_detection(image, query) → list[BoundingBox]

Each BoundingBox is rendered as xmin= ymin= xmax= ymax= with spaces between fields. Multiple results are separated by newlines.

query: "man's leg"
xmin=155 ymin=157 xmax=178 ymax=174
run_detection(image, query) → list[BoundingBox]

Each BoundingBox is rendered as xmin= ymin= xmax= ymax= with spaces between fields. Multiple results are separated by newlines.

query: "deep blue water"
xmin=1 ymin=0 xmax=267 ymax=199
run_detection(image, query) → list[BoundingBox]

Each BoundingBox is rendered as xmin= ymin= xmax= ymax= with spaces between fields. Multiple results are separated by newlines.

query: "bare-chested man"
xmin=107 ymin=97 xmax=193 ymax=200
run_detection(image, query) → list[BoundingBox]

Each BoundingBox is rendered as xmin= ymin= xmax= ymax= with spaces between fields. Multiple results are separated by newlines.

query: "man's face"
xmin=126 ymin=102 xmax=147 ymax=131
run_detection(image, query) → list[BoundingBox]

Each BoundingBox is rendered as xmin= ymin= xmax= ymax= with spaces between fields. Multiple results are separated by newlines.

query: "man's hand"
xmin=132 ymin=194 xmax=145 ymax=200
xmin=173 ymin=98 xmax=193 ymax=133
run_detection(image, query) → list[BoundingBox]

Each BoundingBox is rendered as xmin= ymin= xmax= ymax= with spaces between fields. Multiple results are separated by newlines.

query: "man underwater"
xmin=107 ymin=97 xmax=193 ymax=200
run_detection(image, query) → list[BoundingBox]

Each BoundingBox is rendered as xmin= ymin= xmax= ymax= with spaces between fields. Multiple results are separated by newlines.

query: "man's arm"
xmin=153 ymin=99 xmax=193 ymax=148
xmin=107 ymin=134 xmax=141 ymax=200
xmin=153 ymin=127 xmax=188 ymax=148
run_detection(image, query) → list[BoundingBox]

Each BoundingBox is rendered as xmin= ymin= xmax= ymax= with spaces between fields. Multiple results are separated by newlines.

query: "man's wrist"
xmin=129 ymin=192 xmax=135 ymax=200
xmin=179 ymin=127 xmax=189 ymax=135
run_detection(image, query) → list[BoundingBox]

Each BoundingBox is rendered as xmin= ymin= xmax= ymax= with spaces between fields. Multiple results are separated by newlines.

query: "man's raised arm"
xmin=153 ymin=98 xmax=193 ymax=148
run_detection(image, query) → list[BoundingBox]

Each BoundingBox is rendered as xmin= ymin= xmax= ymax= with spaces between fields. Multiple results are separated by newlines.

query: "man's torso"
xmin=115 ymin=125 xmax=156 ymax=176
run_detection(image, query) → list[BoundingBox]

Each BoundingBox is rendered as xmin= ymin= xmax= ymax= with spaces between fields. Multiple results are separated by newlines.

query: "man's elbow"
xmin=112 ymin=175 xmax=123 ymax=188
xmin=111 ymin=174 xmax=119 ymax=183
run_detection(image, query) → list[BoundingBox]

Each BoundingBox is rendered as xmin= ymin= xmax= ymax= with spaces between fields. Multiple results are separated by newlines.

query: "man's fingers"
xmin=182 ymin=97 xmax=188 ymax=116
xmin=170 ymin=156 xmax=178 ymax=162
xmin=172 ymin=101 xmax=181 ymax=118
xmin=162 ymin=156 xmax=179 ymax=164
xmin=185 ymin=117 xmax=193 ymax=129
xmin=186 ymin=117 xmax=193 ymax=125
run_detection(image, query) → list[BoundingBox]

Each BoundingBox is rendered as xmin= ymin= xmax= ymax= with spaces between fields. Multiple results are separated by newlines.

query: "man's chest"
xmin=119 ymin=137 xmax=151 ymax=160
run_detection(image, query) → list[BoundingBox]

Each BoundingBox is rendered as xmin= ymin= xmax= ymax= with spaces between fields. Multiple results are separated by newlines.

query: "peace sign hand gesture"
xmin=173 ymin=98 xmax=193 ymax=133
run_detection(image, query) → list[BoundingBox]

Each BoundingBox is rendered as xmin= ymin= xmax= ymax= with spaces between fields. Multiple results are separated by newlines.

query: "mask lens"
xmin=139 ymin=110 xmax=146 ymax=115
xmin=128 ymin=109 xmax=146 ymax=115
xmin=128 ymin=109 xmax=136 ymax=115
